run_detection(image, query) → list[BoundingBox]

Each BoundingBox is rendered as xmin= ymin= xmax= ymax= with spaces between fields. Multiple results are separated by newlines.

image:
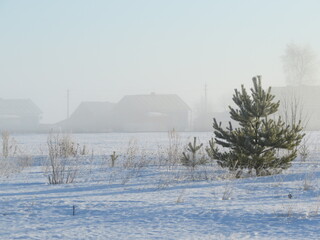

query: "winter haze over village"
xmin=1 ymin=1 xmax=320 ymax=239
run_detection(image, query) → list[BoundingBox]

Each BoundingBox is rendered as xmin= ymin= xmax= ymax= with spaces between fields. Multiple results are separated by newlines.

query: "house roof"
xmin=0 ymin=99 xmax=42 ymax=117
xmin=114 ymin=94 xmax=191 ymax=113
xmin=70 ymin=101 xmax=115 ymax=120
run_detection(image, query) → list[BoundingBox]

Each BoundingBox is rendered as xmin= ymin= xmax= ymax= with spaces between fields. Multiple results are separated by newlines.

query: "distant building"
xmin=57 ymin=94 xmax=191 ymax=132
xmin=59 ymin=101 xmax=115 ymax=132
xmin=112 ymin=94 xmax=191 ymax=132
xmin=0 ymin=98 xmax=42 ymax=132
xmin=271 ymin=85 xmax=320 ymax=130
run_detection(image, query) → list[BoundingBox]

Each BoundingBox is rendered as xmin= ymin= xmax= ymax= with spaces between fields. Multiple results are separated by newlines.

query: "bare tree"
xmin=282 ymin=43 xmax=318 ymax=86
xmin=278 ymin=91 xmax=310 ymax=161
xmin=279 ymin=92 xmax=309 ymax=129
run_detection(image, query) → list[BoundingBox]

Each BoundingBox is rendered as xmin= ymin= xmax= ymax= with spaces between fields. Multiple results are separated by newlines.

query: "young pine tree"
xmin=181 ymin=137 xmax=207 ymax=169
xmin=206 ymin=76 xmax=304 ymax=176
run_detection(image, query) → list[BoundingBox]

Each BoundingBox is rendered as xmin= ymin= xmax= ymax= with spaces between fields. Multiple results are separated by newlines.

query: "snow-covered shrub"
xmin=299 ymin=138 xmax=309 ymax=162
xmin=45 ymin=133 xmax=82 ymax=184
xmin=117 ymin=139 xmax=151 ymax=184
xmin=166 ymin=129 xmax=182 ymax=167
xmin=176 ymin=190 xmax=186 ymax=203
xmin=222 ymin=183 xmax=233 ymax=200
xmin=1 ymin=131 xmax=18 ymax=158
xmin=0 ymin=131 xmax=31 ymax=177
xmin=122 ymin=138 xmax=139 ymax=169
xmin=157 ymin=129 xmax=183 ymax=168
xmin=302 ymin=172 xmax=316 ymax=190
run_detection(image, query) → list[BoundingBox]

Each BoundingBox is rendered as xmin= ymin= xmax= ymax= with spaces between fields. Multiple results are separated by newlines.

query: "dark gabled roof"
xmin=70 ymin=101 xmax=115 ymax=120
xmin=114 ymin=94 xmax=191 ymax=113
xmin=0 ymin=99 xmax=42 ymax=116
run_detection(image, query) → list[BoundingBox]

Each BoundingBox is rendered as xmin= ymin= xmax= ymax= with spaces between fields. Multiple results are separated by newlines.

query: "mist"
xmin=1 ymin=0 xmax=320 ymax=131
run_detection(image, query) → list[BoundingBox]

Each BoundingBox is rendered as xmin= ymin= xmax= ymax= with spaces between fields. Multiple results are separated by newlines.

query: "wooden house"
xmin=112 ymin=94 xmax=191 ymax=132
xmin=0 ymin=98 xmax=42 ymax=132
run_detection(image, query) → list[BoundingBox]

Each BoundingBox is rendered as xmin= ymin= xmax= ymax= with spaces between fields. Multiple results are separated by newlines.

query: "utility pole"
xmin=67 ymin=89 xmax=70 ymax=119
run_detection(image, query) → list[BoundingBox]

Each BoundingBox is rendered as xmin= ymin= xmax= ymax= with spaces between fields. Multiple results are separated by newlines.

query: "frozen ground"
xmin=1 ymin=132 xmax=320 ymax=239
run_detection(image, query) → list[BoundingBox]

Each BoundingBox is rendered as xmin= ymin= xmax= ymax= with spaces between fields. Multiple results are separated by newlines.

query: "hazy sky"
xmin=1 ymin=0 xmax=320 ymax=123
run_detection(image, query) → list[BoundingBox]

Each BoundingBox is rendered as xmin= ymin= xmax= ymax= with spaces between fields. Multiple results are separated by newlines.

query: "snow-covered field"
xmin=1 ymin=132 xmax=320 ymax=240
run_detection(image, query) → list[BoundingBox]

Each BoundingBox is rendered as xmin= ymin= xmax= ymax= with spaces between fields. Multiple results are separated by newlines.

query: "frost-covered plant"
xmin=58 ymin=135 xmax=78 ymax=158
xmin=271 ymin=174 xmax=284 ymax=187
xmin=306 ymin=198 xmax=320 ymax=217
xmin=176 ymin=190 xmax=186 ymax=203
xmin=123 ymin=138 xmax=138 ymax=169
xmin=302 ymin=172 xmax=315 ymax=191
xmin=299 ymin=138 xmax=309 ymax=162
xmin=167 ymin=129 xmax=182 ymax=166
xmin=45 ymin=133 xmax=80 ymax=184
xmin=0 ymin=131 xmax=31 ymax=177
xmin=157 ymin=129 xmax=183 ymax=167
xmin=120 ymin=139 xmax=150 ymax=184
xmin=1 ymin=131 xmax=18 ymax=158
xmin=222 ymin=183 xmax=233 ymax=200
xmin=80 ymin=145 xmax=88 ymax=155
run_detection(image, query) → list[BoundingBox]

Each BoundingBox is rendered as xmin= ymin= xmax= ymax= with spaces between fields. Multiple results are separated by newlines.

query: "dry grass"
xmin=0 ymin=131 xmax=32 ymax=177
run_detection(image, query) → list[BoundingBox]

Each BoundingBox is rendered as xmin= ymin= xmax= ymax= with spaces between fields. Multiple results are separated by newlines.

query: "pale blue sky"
xmin=1 ymin=0 xmax=320 ymax=123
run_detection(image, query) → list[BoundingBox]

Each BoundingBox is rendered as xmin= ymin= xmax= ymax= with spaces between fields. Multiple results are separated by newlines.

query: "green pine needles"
xmin=206 ymin=76 xmax=305 ymax=176
xmin=181 ymin=137 xmax=207 ymax=169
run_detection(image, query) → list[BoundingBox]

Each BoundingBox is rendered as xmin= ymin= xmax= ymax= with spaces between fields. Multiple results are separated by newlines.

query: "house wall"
xmin=113 ymin=110 xmax=190 ymax=132
xmin=272 ymin=86 xmax=320 ymax=130
xmin=0 ymin=115 xmax=40 ymax=132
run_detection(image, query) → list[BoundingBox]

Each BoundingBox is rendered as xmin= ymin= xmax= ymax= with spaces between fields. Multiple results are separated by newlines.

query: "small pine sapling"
xmin=81 ymin=145 xmax=87 ymax=155
xmin=110 ymin=151 xmax=119 ymax=167
xmin=181 ymin=137 xmax=207 ymax=169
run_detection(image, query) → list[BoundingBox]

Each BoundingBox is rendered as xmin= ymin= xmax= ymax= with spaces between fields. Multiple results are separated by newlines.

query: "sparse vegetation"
xmin=122 ymin=138 xmax=138 ymax=169
xmin=1 ymin=131 xmax=18 ymax=158
xmin=1 ymin=130 xmax=320 ymax=239
xmin=302 ymin=172 xmax=315 ymax=190
xmin=166 ymin=129 xmax=182 ymax=167
xmin=222 ymin=183 xmax=233 ymax=200
xmin=0 ymin=131 xmax=31 ymax=176
xmin=119 ymin=138 xmax=150 ymax=184
xmin=299 ymin=138 xmax=309 ymax=162
xmin=176 ymin=190 xmax=186 ymax=203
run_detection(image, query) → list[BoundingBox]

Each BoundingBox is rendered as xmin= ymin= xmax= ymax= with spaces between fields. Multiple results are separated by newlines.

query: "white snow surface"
xmin=1 ymin=132 xmax=320 ymax=240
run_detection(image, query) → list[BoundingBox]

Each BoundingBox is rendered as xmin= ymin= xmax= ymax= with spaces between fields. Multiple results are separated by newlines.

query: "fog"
xmin=1 ymin=0 xmax=320 ymax=129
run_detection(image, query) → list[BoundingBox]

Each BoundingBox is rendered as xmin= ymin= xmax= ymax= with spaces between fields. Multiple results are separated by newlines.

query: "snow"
xmin=1 ymin=132 xmax=320 ymax=239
